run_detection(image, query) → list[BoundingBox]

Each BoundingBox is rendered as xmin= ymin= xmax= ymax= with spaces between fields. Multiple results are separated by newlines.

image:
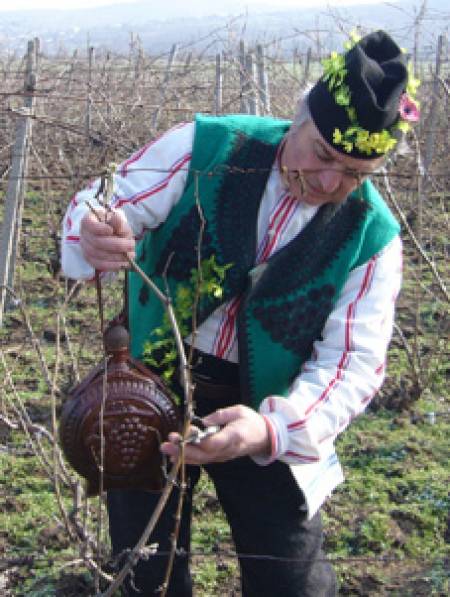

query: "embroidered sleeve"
xmin=61 ymin=122 xmax=194 ymax=280
xmin=255 ymin=235 xmax=402 ymax=465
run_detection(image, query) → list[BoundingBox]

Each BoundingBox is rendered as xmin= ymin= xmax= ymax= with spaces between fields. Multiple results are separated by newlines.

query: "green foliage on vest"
xmin=142 ymin=255 xmax=232 ymax=384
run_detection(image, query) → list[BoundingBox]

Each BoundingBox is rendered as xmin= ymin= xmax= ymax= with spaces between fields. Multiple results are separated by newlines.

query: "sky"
xmin=0 ymin=0 xmax=137 ymax=10
xmin=0 ymin=0 xmax=387 ymax=11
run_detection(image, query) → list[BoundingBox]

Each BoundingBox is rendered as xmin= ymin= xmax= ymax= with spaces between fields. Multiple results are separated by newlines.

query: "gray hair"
xmin=290 ymin=87 xmax=313 ymax=132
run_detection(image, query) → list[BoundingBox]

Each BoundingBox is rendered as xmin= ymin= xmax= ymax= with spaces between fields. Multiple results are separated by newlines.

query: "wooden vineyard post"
xmin=303 ymin=47 xmax=312 ymax=85
xmin=246 ymin=51 xmax=258 ymax=115
xmin=239 ymin=40 xmax=249 ymax=114
xmin=86 ymin=45 xmax=94 ymax=138
xmin=256 ymin=44 xmax=270 ymax=115
xmin=413 ymin=1 xmax=427 ymax=78
xmin=151 ymin=43 xmax=178 ymax=131
xmin=214 ymin=53 xmax=223 ymax=115
xmin=135 ymin=45 xmax=143 ymax=81
xmin=424 ymin=34 xmax=446 ymax=172
xmin=0 ymin=39 xmax=39 ymax=326
xmin=183 ymin=51 xmax=192 ymax=75
xmin=239 ymin=42 xmax=260 ymax=115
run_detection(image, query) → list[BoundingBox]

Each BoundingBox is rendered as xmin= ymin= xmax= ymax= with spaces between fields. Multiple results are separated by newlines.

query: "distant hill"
xmin=0 ymin=0 xmax=447 ymax=56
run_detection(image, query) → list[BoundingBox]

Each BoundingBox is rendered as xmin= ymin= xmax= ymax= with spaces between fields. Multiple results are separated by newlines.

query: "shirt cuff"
xmin=251 ymin=409 xmax=289 ymax=466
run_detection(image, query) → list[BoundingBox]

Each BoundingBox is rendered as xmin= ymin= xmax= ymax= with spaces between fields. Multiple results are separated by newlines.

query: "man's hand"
xmin=160 ymin=405 xmax=271 ymax=465
xmin=80 ymin=207 xmax=135 ymax=271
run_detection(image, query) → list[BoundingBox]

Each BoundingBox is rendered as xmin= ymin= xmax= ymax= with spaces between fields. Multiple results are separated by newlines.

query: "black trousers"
xmin=107 ymin=458 xmax=336 ymax=597
xmin=107 ymin=354 xmax=337 ymax=596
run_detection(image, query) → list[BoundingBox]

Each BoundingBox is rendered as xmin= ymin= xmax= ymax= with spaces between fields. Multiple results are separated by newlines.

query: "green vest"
xmin=129 ymin=114 xmax=400 ymax=408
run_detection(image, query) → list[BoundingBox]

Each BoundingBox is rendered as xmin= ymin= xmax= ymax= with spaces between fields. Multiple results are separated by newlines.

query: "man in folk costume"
xmin=62 ymin=31 xmax=419 ymax=596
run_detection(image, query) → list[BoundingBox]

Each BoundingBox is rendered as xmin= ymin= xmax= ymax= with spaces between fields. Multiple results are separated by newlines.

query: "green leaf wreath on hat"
xmin=321 ymin=30 xmax=420 ymax=156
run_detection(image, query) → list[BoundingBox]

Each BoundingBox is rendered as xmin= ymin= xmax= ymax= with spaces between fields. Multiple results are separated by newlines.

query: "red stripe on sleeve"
xmin=286 ymin=256 xmax=377 ymax=432
xmin=120 ymin=122 xmax=188 ymax=177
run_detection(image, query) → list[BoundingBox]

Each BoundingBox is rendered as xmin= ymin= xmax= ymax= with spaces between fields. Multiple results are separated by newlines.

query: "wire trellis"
xmin=0 ymin=20 xmax=449 ymax=597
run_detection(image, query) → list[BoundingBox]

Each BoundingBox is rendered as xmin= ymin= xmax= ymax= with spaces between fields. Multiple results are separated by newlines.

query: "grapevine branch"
xmin=83 ymin=165 xmax=197 ymax=596
xmin=381 ymin=169 xmax=448 ymax=303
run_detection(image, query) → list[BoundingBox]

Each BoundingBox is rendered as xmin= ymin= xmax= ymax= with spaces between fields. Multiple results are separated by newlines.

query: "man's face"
xmin=280 ymin=120 xmax=384 ymax=206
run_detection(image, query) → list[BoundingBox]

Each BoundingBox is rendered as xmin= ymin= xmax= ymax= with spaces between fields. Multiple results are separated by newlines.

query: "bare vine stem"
xmin=380 ymin=169 xmax=449 ymax=303
xmin=393 ymin=322 xmax=422 ymax=390
xmin=85 ymin=164 xmax=196 ymax=596
xmin=159 ymin=171 xmax=206 ymax=597
xmin=100 ymin=459 xmax=184 ymax=596
xmin=50 ymin=283 xmax=82 ymax=544
xmin=158 ymin=252 xmax=190 ymax=597
xmin=0 ymin=350 xmax=56 ymax=478
xmin=0 ymin=285 xmax=54 ymax=390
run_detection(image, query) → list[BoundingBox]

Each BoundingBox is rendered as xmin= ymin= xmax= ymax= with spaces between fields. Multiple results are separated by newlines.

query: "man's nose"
xmin=318 ymin=169 xmax=341 ymax=194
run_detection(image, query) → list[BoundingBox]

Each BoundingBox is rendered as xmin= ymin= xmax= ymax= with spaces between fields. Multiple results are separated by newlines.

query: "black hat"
xmin=308 ymin=30 xmax=412 ymax=159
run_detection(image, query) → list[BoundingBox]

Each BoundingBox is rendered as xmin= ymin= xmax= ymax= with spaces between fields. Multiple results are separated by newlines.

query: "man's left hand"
xmin=160 ymin=405 xmax=271 ymax=465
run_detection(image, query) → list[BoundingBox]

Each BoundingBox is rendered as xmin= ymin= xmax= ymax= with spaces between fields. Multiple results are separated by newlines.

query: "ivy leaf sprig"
xmin=322 ymin=32 xmax=420 ymax=156
xmin=143 ymin=255 xmax=232 ymax=386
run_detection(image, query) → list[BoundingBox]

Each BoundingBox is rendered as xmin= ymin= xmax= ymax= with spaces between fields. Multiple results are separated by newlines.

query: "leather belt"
xmin=177 ymin=346 xmax=242 ymax=407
